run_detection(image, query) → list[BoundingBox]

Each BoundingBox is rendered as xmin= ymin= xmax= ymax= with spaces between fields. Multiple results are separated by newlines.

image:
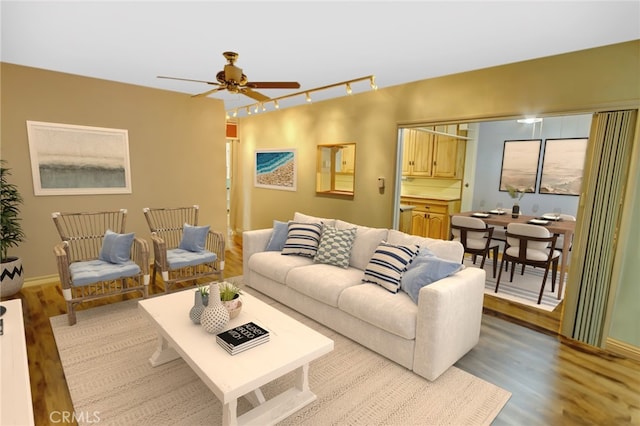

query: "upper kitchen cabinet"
xmin=402 ymin=126 xmax=466 ymax=179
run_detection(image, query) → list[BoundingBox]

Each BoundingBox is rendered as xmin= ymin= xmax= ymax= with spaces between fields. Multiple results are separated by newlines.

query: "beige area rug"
xmin=463 ymin=256 xmax=565 ymax=311
xmin=51 ymin=286 xmax=511 ymax=426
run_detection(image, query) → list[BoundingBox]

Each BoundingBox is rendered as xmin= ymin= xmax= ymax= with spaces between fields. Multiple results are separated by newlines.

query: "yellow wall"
xmin=236 ymin=41 xmax=640 ymax=231
xmin=1 ymin=63 xmax=228 ymax=279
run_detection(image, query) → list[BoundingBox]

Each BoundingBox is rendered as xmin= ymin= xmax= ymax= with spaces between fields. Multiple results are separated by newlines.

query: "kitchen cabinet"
xmin=336 ymin=144 xmax=355 ymax=173
xmin=401 ymin=197 xmax=461 ymax=240
xmin=402 ymin=129 xmax=433 ymax=176
xmin=402 ymin=127 xmax=465 ymax=179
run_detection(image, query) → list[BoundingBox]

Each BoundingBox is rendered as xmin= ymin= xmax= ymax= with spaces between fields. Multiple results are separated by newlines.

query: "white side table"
xmin=0 ymin=299 xmax=35 ymax=426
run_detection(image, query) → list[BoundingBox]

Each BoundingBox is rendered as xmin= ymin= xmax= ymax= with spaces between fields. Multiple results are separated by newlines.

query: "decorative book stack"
xmin=216 ymin=322 xmax=270 ymax=355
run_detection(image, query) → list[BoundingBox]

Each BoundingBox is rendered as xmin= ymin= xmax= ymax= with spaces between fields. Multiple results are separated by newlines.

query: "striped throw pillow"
xmin=363 ymin=242 xmax=420 ymax=293
xmin=281 ymin=222 xmax=323 ymax=258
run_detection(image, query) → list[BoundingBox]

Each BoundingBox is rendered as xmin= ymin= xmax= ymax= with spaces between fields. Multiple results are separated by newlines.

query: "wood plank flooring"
xmin=3 ymin=235 xmax=639 ymax=425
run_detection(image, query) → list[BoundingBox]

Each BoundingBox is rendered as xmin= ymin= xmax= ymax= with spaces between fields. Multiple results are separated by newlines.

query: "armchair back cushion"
xmin=178 ymin=223 xmax=210 ymax=252
xmin=99 ymin=230 xmax=135 ymax=264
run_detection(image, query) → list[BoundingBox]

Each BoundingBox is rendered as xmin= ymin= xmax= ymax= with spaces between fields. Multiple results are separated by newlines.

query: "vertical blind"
xmin=571 ymin=110 xmax=637 ymax=345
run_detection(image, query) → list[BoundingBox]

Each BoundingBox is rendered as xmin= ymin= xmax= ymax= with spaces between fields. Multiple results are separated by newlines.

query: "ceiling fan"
xmin=158 ymin=51 xmax=301 ymax=102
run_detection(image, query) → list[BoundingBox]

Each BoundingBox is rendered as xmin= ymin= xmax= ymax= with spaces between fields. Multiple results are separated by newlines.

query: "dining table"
xmin=456 ymin=210 xmax=576 ymax=299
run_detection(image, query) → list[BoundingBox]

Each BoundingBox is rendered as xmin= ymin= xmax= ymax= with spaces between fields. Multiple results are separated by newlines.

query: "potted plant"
xmin=1 ymin=161 xmax=26 ymax=297
xmin=506 ymin=184 xmax=525 ymax=218
xmin=219 ymin=281 xmax=243 ymax=318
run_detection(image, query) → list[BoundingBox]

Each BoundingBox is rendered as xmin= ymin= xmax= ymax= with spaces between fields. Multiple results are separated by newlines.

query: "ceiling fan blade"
xmin=192 ymin=87 xmax=226 ymax=98
xmin=241 ymin=88 xmax=270 ymax=102
xmin=158 ymin=75 xmax=220 ymax=86
xmin=246 ymin=81 xmax=301 ymax=89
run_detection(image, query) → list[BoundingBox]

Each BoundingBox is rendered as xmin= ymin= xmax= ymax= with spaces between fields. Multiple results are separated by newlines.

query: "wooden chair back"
xmin=143 ymin=205 xmax=200 ymax=249
xmin=52 ymin=209 xmax=127 ymax=263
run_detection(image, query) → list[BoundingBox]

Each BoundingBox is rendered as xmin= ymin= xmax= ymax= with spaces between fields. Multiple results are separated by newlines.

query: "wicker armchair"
xmin=143 ymin=205 xmax=225 ymax=293
xmin=52 ymin=209 xmax=150 ymax=325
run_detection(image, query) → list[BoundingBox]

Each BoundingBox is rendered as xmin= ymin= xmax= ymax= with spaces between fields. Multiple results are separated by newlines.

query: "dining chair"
xmin=143 ymin=205 xmax=225 ymax=293
xmin=450 ymin=215 xmax=499 ymax=278
xmin=495 ymin=223 xmax=560 ymax=304
xmin=52 ymin=209 xmax=150 ymax=325
xmin=542 ymin=213 xmax=576 ymax=252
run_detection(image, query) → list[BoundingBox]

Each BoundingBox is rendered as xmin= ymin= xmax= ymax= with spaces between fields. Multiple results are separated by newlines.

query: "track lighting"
xmin=226 ymin=75 xmax=377 ymax=117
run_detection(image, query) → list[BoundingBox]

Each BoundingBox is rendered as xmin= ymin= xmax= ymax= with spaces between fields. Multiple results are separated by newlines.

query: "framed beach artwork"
xmin=498 ymin=139 xmax=541 ymax=193
xmin=539 ymin=138 xmax=588 ymax=195
xmin=254 ymin=149 xmax=297 ymax=191
xmin=27 ymin=121 xmax=132 ymax=196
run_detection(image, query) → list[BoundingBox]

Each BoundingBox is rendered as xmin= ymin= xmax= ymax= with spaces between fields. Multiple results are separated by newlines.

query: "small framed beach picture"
xmin=498 ymin=139 xmax=541 ymax=193
xmin=539 ymin=138 xmax=588 ymax=195
xmin=26 ymin=120 xmax=132 ymax=196
xmin=254 ymin=149 xmax=297 ymax=191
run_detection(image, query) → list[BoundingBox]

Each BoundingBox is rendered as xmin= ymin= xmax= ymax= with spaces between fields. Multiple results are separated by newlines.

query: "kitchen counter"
xmin=401 ymin=195 xmax=461 ymax=201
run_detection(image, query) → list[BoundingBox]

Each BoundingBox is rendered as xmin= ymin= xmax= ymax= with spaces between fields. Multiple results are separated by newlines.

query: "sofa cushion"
xmin=336 ymin=220 xmax=388 ymax=270
xmin=178 ymin=223 xmax=210 ymax=252
xmin=314 ymin=225 xmax=357 ymax=268
xmin=293 ymin=211 xmax=336 ymax=227
xmin=362 ymin=242 xmax=419 ymax=293
xmin=401 ymin=250 xmax=463 ymax=303
xmin=387 ymin=229 xmax=463 ymax=263
xmin=339 ymin=283 xmax=418 ymax=340
xmin=282 ymin=222 xmax=323 ymax=257
xmin=99 ymin=229 xmax=134 ymax=264
xmin=265 ymin=220 xmax=289 ymax=251
xmin=286 ymin=264 xmax=365 ymax=307
xmin=249 ymin=251 xmax=314 ymax=283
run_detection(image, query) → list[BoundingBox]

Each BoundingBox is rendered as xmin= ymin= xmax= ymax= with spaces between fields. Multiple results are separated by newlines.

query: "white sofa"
xmin=242 ymin=212 xmax=485 ymax=381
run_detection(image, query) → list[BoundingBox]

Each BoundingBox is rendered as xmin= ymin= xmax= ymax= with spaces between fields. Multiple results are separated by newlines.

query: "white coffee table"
xmin=138 ymin=289 xmax=333 ymax=426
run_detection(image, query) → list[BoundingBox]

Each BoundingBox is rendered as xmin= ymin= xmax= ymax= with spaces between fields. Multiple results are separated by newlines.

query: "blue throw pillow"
xmin=400 ymin=256 xmax=463 ymax=304
xmin=265 ymin=220 xmax=289 ymax=251
xmin=99 ymin=229 xmax=135 ymax=264
xmin=362 ymin=242 xmax=419 ymax=293
xmin=179 ymin=223 xmax=210 ymax=252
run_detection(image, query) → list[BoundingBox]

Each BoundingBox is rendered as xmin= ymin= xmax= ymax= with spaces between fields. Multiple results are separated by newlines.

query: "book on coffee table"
xmin=216 ymin=322 xmax=270 ymax=355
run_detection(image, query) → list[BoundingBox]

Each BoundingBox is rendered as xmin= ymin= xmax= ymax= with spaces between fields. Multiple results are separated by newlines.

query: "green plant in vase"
xmin=505 ymin=184 xmax=525 ymax=218
xmin=1 ymin=160 xmax=26 ymax=297
xmin=197 ymin=284 xmax=210 ymax=305
xmin=219 ymin=281 xmax=243 ymax=319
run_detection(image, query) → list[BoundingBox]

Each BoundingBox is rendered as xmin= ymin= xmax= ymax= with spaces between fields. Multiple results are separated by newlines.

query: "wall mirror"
xmin=316 ymin=143 xmax=356 ymax=197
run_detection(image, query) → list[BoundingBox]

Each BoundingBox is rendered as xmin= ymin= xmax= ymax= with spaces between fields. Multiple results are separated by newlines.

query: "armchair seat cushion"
xmin=70 ymin=260 xmax=141 ymax=286
xmin=166 ymin=248 xmax=217 ymax=269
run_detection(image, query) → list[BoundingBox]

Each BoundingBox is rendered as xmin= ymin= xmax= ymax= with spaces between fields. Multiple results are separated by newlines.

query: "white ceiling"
xmin=2 ymin=1 xmax=639 ymax=114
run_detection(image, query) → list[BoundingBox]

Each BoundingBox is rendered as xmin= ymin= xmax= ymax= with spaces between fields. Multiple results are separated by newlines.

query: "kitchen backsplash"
xmin=401 ymin=177 xmax=462 ymax=199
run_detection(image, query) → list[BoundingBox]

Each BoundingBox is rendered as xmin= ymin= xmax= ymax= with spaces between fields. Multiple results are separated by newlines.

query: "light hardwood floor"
xmin=3 ymin=235 xmax=639 ymax=425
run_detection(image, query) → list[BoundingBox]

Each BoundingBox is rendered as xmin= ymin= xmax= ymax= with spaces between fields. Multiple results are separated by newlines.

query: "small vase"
xmin=189 ymin=291 xmax=206 ymax=324
xmin=200 ymin=282 xmax=230 ymax=334
xmin=511 ymin=204 xmax=520 ymax=218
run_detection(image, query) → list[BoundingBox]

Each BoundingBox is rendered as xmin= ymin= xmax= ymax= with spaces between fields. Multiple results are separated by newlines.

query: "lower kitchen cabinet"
xmin=402 ymin=197 xmax=460 ymax=240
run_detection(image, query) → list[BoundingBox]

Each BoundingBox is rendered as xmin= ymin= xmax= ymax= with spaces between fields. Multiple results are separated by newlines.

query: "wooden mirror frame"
xmin=316 ymin=143 xmax=356 ymax=197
